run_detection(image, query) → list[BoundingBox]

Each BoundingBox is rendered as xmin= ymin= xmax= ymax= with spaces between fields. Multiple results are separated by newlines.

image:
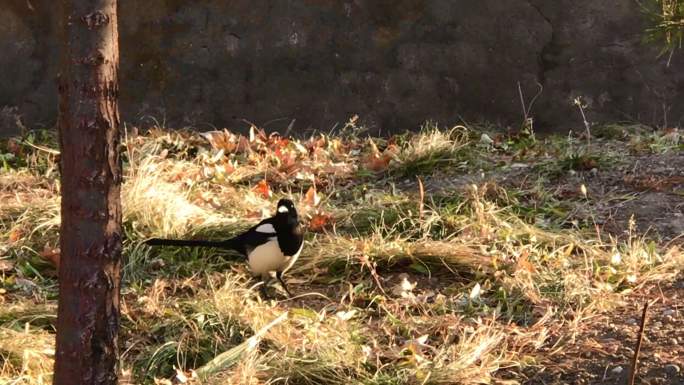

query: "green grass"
xmin=640 ymin=0 xmax=684 ymax=54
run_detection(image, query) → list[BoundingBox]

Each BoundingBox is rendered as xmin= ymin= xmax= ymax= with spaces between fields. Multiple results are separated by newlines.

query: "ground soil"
xmin=397 ymin=149 xmax=684 ymax=384
xmin=521 ymin=152 xmax=684 ymax=385
xmin=519 ymin=276 xmax=684 ymax=385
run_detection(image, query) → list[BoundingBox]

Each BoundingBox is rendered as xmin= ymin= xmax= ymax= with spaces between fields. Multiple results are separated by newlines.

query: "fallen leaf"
xmin=252 ymin=180 xmax=272 ymax=199
xmin=174 ymin=367 xmax=188 ymax=384
xmin=236 ymin=135 xmax=251 ymax=152
xmin=304 ymin=185 xmax=321 ymax=207
xmin=309 ymin=212 xmax=333 ymax=232
xmin=274 ymin=147 xmax=298 ymax=172
xmin=469 ymin=282 xmax=481 ymax=301
xmin=363 ymin=140 xmax=397 ymax=172
xmin=364 ymin=153 xmax=391 ymax=172
xmin=201 ymin=130 xmax=238 ymax=152
xmin=40 ymin=246 xmax=60 ymax=269
xmin=0 ymin=259 xmax=14 ymax=272
xmin=217 ymin=160 xmax=237 ymax=175
xmin=515 ymin=251 xmax=536 ymax=274
xmin=7 ymin=138 xmax=23 ymax=156
xmin=335 ymin=309 xmax=357 ymax=321
xmin=8 ymin=228 xmax=23 ymax=243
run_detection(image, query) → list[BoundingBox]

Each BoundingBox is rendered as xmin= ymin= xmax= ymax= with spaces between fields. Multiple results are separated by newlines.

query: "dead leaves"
xmin=39 ymin=245 xmax=60 ymax=270
xmin=0 ymin=259 xmax=14 ymax=272
xmin=201 ymin=129 xmax=250 ymax=154
xmin=302 ymin=184 xmax=334 ymax=232
xmin=8 ymin=227 xmax=23 ymax=243
xmin=308 ymin=212 xmax=333 ymax=232
xmin=514 ymin=251 xmax=537 ymax=275
xmin=252 ymin=180 xmax=272 ymax=199
xmin=363 ymin=140 xmax=399 ymax=172
xmin=199 ymin=125 xmax=362 ymax=189
xmin=303 ymin=185 xmax=320 ymax=207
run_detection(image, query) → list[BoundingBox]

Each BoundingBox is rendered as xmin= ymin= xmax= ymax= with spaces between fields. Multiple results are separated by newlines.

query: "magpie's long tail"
xmin=145 ymin=238 xmax=238 ymax=251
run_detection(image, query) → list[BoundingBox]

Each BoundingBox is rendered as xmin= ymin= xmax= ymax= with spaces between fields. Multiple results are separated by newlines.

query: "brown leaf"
xmin=0 ymin=259 xmax=14 ymax=272
xmin=304 ymin=185 xmax=320 ymax=207
xmin=8 ymin=228 xmax=23 ymax=243
xmin=274 ymin=147 xmax=297 ymax=172
xmin=515 ymin=250 xmax=536 ymax=274
xmin=309 ymin=212 xmax=333 ymax=232
xmin=220 ymin=160 xmax=237 ymax=175
xmin=202 ymin=130 xmax=237 ymax=152
xmin=245 ymin=209 xmax=265 ymax=220
xmin=384 ymin=143 xmax=400 ymax=157
xmin=364 ymin=154 xmax=391 ymax=172
xmin=236 ymin=135 xmax=251 ymax=152
xmin=252 ymin=180 xmax=272 ymax=199
xmin=272 ymin=137 xmax=289 ymax=150
xmin=363 ymin=140 xmax=397 ymax=172
xmin=7 ymin=138 xmax=23 ymax=156
xmin=40 ymin=245 xmax=60 ymax=269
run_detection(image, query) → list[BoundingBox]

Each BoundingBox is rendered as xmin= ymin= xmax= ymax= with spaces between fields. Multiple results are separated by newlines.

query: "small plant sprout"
xmin=518 ymin=81 xmax=543 ymax=141
xmin=573 ymin=96 xmax=592 ymax=150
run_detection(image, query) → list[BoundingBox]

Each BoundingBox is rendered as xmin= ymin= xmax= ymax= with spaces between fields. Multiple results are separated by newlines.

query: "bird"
xmin=145 ymin=198 xmax=304 ymax=298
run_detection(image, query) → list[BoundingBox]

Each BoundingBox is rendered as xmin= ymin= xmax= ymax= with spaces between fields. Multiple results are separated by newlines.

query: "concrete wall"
xmin=1 ymin=0 xmax=683 ymax=136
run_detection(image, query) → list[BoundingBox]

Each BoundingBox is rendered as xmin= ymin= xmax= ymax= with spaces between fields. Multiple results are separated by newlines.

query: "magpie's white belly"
xmin=247 ymin=238 xmax=288 ymax=274
xmin=247 ymin=238 xmax=303 ymax=275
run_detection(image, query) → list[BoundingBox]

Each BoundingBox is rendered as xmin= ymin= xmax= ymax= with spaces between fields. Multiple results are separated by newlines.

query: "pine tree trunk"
xmin=54 ymin=0 xmax=121 ymax=384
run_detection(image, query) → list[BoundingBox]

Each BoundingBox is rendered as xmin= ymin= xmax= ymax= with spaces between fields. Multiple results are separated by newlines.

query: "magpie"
xmin=145 ymin=198 xmax=304 ymax=297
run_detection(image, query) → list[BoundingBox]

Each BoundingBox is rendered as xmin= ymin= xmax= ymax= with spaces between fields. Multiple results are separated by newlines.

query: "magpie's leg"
xmin=276 ymin=271 xmax=292 ymax=298
xmin=259 ymin=284 xmax=270 ymax=300
xmin=255 ymin=273 xmax=271 ymax=300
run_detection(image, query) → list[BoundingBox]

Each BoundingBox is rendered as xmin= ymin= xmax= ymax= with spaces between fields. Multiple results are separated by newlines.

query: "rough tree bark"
xmin=54 ymin=1 xmax=121 ymax=384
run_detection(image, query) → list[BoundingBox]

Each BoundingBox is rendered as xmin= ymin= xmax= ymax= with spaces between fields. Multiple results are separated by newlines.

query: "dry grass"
xmin=0 ymin=123 xmax=682 ymax=384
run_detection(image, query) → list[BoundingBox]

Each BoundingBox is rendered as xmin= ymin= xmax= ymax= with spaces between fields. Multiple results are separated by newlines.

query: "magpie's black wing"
xmin=231 ymin=217 xmax=279 ymax=255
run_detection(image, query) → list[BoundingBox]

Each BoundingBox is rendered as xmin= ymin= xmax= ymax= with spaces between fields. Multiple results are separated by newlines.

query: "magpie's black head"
xmin=276 ymin=198 xmax=298 ymax=222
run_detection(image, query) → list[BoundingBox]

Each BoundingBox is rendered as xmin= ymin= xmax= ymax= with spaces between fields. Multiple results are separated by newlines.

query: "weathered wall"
xmin=1 ymin=0 xmax=683 ymax=136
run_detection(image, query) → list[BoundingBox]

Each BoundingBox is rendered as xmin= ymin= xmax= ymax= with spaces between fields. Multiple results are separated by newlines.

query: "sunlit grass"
xmin=0 ymin=123 xmax=682 ymax=384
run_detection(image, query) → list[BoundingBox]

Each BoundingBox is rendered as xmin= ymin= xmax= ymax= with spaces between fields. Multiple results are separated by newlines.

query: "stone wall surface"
xmin=1 ymin=0 xmax=683 ymax=136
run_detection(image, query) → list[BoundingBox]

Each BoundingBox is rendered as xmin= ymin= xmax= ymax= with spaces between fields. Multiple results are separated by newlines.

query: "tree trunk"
xmin=54 ymin=0 xmax=121 ymax=384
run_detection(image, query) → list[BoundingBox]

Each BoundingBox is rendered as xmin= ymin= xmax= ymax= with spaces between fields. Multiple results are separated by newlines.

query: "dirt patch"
xmin=408 ymin=151 xmax=684 ymax=243
xmin=601 ymin=153 xmax=684 ymax=242
xmin=519 ymin=276 xmax=684 ymax=385
xmin=394 ymin=147 xmax=684 ymax=384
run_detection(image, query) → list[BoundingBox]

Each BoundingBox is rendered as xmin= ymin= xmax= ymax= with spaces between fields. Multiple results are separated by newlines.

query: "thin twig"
xmin=628 ymin=302 xmax=650 ymax=385
xmin=574 ymin=98 xmax=592 ymax=151
xmin=417 ymin=177 xmax=425 ymax=220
